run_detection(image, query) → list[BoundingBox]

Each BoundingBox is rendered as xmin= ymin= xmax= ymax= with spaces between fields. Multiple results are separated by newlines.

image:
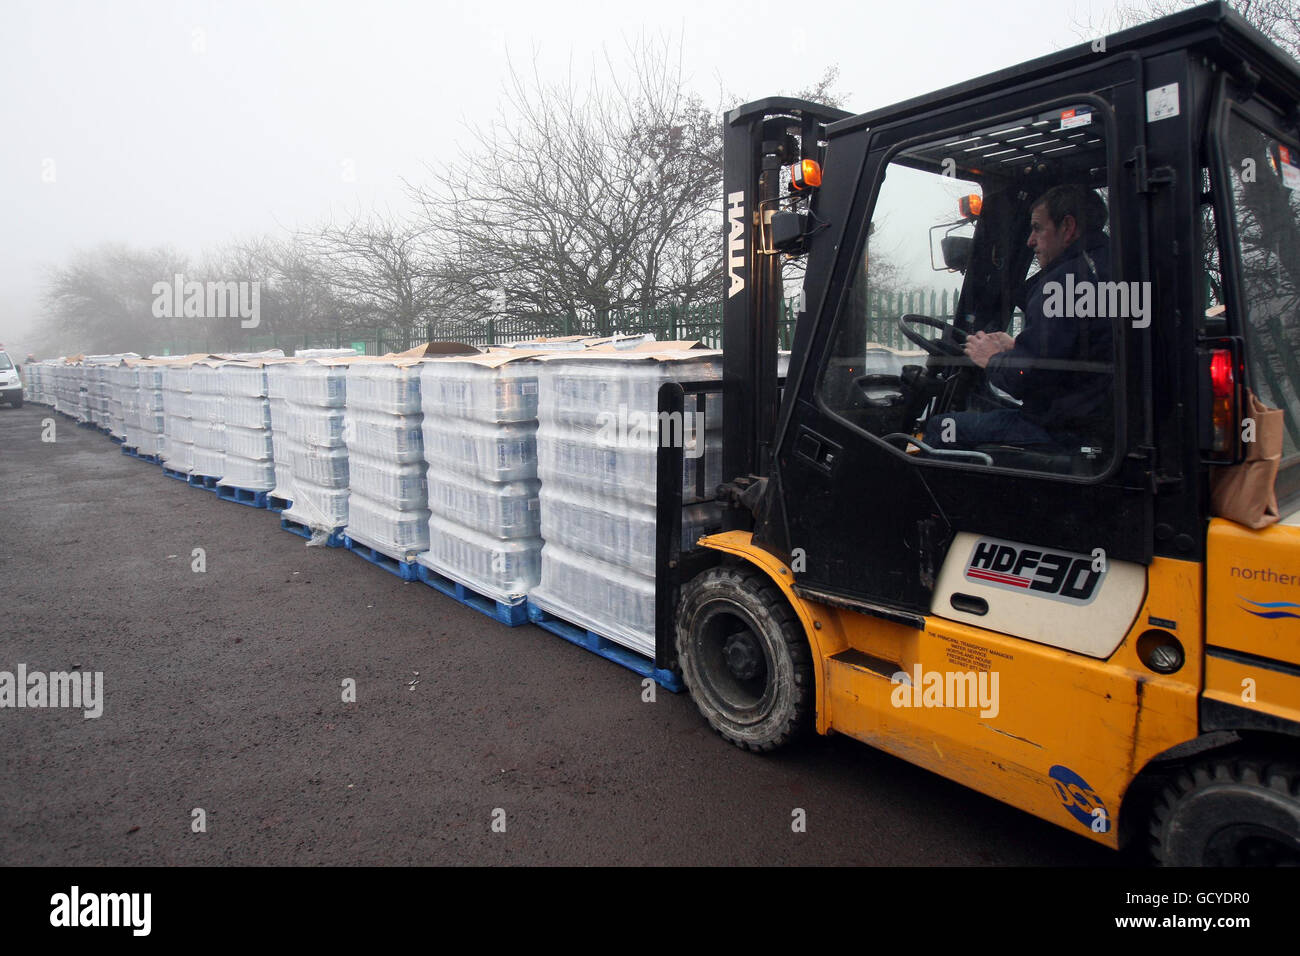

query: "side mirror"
xmin=770 ymin=211 xmax=809 ymax=254
xmin=941 ymin=235 xmax=973 ymax=272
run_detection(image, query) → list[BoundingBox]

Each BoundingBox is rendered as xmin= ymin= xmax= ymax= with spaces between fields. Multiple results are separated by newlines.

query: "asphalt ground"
xmin=0 ymin=404 xmax=1115 ymax=866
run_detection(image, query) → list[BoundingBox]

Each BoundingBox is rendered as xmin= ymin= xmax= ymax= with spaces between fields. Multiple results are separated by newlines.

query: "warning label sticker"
xmin=1060 ymin=108 xmax=1092 ymax=130
xmin=1146 ymin=83 xmax=1180 ymax=123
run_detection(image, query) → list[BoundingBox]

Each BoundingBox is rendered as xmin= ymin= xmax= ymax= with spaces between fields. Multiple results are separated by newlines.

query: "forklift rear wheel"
xmin=675 ymin=563 xmax=813 ymax=753
xmin=1150 ymin=755 xmax=1300 ymax=865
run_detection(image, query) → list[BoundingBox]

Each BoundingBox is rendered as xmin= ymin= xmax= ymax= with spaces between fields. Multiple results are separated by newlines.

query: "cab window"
xmin=1222 ymin=110 xmax=1300 ymax=462
xmin=819 ymin=103 xmax=1121 ymax=477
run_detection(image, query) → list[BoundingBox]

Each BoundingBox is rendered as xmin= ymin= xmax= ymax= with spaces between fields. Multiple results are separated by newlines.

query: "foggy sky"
xmin=1 ymin=0 xmax=1113 ymax=354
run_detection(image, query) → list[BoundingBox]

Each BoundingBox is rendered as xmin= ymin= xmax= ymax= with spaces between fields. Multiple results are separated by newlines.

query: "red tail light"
xmin=1209 ymin=349 xmax=1234 ymax=396
xmin=1208 ymin=348 xmax=1235 ymax=454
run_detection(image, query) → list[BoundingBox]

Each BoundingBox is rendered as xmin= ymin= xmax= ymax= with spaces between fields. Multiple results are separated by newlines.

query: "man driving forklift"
xmin=924 ymin=184 xmax=1113 ymax=455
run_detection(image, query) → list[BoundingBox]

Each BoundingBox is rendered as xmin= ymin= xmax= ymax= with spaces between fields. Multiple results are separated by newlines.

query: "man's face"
xmin=1027 ymin=204 xmax=1077 ymax=271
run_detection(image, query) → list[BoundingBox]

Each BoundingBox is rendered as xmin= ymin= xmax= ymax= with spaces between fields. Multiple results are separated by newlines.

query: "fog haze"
xmin=1 ymin=0 xmax=1112 ymax=355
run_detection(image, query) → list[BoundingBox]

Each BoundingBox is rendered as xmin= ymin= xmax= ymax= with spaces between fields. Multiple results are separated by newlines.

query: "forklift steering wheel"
xmin=898 ymin=314 xmax=969 ymax=360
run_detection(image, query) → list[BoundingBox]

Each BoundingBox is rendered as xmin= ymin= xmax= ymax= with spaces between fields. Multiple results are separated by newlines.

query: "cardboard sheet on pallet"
xmin=498 ymin=332 xmax=652 ymax=351
xmin=210 ymin=349 xmax=286 ymax=361
xmin=284 ymin=342 xmax=481 ymax=369
xmin=532 ymin=339 xmax=716 ymax=363
xmin=496 ymin=334 xmax=592 ymax=351
xmin=422 ymin=347 xmax=548 ymax=369
xmin=140 ymin=352 xmax=224 ymax=366
xmin=125 ymin=356 xmax=175 ymax=368
xmin=389 ymin=341 xmax=480 ymax=359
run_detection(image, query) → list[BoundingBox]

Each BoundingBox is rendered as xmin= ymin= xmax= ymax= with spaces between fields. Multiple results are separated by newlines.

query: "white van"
xmin=0 ymin=350 xmax=24 ymax=408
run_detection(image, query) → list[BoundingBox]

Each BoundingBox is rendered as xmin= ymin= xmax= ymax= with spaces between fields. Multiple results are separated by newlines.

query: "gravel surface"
xmin=0 ymin=405 xmax=1114 ymax=865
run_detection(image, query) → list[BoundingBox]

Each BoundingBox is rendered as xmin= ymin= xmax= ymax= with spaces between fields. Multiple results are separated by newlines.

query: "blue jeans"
xmin=922 ymin=409 xmax=1060 ymax=448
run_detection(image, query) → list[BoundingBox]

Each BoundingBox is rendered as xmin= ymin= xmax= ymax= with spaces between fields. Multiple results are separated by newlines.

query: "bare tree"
xmin=303 ymin=217 xmax=445 ymax=335
xmin=41 ymin=242 xmax=189 ymax=355
xmin=175 ymin=236 xmax=352 ymax=351
xmin=411 ymin=38 xmax=753 ymax=337
xmin=263 ymin=237 xmax=352 ymax=334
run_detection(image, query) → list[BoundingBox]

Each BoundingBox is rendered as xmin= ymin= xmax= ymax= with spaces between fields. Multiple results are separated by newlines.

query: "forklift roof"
xmin=827 ymin=1 xmax=1300 ymax=139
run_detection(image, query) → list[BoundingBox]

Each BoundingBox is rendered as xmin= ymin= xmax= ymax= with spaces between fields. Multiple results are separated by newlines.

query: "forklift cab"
xmin=680 ymin=1 xmax=1300 ymax=863
xmin=772 ymin=52 xmax=1151 ymax=616
xmin=825 ymin=114 xmax=1119 ymax=477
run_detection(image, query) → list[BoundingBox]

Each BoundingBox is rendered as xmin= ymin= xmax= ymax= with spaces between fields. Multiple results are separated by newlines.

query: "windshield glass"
xmin=1224 ymin=110 xmax=1300 ymax=461
xmin=0 ymin=353 xmax=13 ymax=371
xmin=819 ymin=101 xmax=1118 ymax=478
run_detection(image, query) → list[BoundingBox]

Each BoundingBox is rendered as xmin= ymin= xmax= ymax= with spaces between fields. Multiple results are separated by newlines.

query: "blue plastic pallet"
xmin=265 ymin=494 xmax=292 ymax=514
xmin=215 ymin=484 xmax=269 ymax=509
xmin=122 ymin=446 xmax=162 ymax=464
xmin=344 ymin=536 xmax=419 ymax=582
xmin=188 ymin=474 xmax=220 ymax=490
xmin=162 ymin=467 xmax=190 ymax=482
xmin=416 ymin=564 xmax=528 ymax=627
xmin=280 ymin=516 xmax=345 ymax=548
xmin=525 ymin=602 xmax=683 ymax=692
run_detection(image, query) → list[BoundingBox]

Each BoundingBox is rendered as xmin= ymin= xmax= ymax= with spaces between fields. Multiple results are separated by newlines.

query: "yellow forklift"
xmin=664 ymin=1 xmax=1300 ymax=864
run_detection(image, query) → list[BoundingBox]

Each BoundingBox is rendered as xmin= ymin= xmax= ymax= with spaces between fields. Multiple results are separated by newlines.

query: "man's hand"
xmin=964 ymin=331 xmax=1015 ymax=368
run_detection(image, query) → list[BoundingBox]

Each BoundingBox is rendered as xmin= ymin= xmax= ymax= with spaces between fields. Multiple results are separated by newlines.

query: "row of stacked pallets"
xmin=24 ymin=338 xmax=747 ymax=689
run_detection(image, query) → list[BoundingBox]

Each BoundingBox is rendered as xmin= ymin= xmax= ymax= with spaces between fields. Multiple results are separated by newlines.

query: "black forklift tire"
xmin=675 ymin=562 xmax=813 ymax=753
xmin=11 ymin=397 xmax=22 ymax=408
xmin=1149 ymin=755 xmax=1300 ymax=866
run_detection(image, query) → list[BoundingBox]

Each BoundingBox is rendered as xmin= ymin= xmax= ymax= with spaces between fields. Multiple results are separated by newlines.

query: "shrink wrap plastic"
xmin=275 ymin=360 xmax=352 ymax=534
xmin=416 ymin=355 xmax=547 ymax=601
xmin=215 ymin=362 xmax=274 ymax=492
xmin=529 ymin=349 xmax=724 ymax=657
xmin=343 ymin=361 xmax=430 ymax=558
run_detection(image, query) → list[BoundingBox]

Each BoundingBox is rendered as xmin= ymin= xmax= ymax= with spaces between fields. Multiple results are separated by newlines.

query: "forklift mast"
xmin=720 ymin=98 xmax=849 ymax=529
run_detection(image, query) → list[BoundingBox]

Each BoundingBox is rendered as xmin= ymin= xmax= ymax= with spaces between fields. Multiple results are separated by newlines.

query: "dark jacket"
xmin=986 ymin=230 xmax=1113 ymax=438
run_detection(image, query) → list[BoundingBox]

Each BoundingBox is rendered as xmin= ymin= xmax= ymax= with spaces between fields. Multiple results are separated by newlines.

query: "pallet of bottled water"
xmin=125 ymin=363 xmax=167 ymax=457
xmin=217 ymin=360 xmax=275 ymax=491
xmin=189 ymin=362 xmax=225 ymax=481
xmin=161 ymin=363 xmax=196 ymax=474
xmin=343 ymin=360 xmax=431 ymax=560
xmin=274 ymin=357 xmax=354 ymax=535
xmin=416 ymin=353 xmax=545 ymax=605
xmin=528 ymin=346 xmax=724 ymax=658
xmin=108 ymin=364 xmax=132 ymax=441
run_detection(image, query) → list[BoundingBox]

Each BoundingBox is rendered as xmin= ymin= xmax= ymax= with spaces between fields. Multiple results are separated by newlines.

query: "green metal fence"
xmin=151 ymin=288 xmax=961 ymax=356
